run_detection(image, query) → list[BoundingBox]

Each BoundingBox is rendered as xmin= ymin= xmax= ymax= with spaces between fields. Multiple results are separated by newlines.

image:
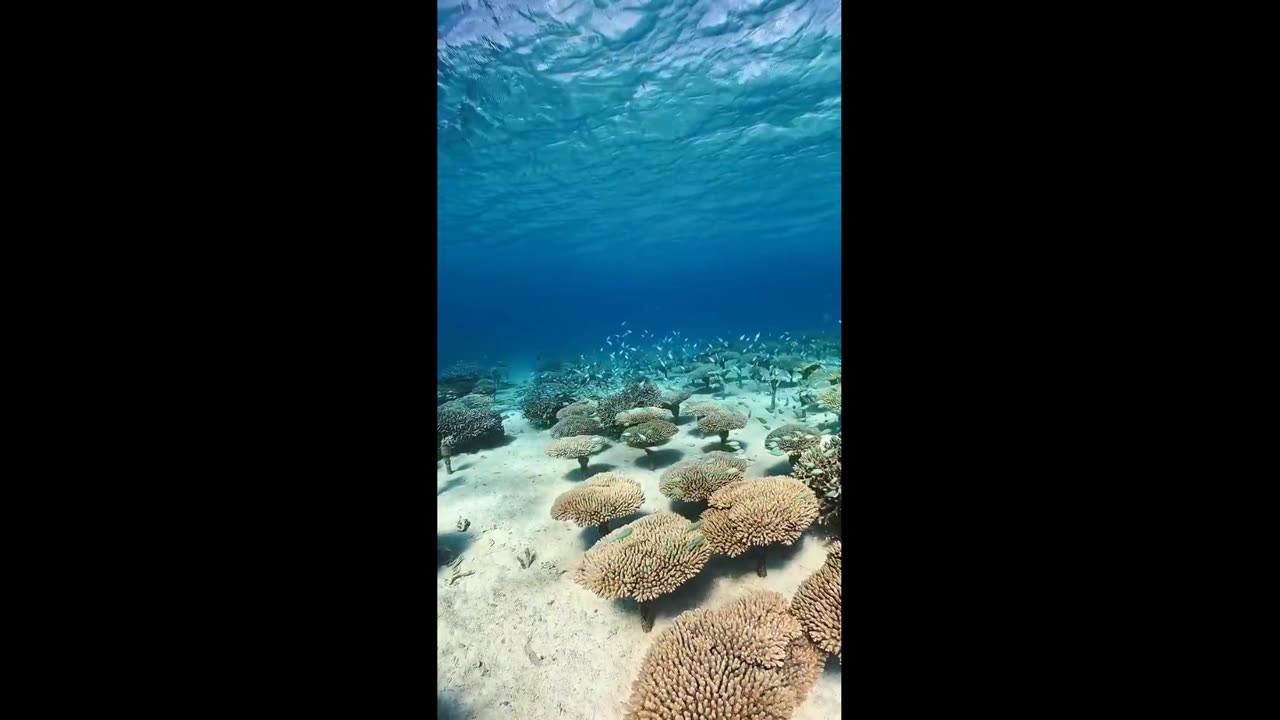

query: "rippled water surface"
xmin=438 ymin=0 xmax=841 ymax=363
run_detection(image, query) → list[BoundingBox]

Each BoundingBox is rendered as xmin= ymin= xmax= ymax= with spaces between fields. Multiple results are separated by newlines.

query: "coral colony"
xmin=437 ymin=328 xmax=842 ymax=719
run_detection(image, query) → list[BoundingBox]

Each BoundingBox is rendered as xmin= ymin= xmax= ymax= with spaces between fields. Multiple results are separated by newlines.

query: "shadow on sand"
xmin=562 ymin=462 xmax=617 ymax=481
xmin=762 ymin=458 xmax=793 ymax=476
xmin=437 ymin=691 xmax=471 ymax=720
xmin=823 ymin=653 xmax=842 ymax=675
xmin=437 ymin=531 xmax=476 ymax=568
xmin=633 ymin=448 xmax=683 ymax=471
xmin=437 ymin=475 xmax=466 ymax=496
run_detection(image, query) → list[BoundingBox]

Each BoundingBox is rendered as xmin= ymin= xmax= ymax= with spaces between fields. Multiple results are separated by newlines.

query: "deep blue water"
xmin=438 ymin=0 xmax=841 ymax=372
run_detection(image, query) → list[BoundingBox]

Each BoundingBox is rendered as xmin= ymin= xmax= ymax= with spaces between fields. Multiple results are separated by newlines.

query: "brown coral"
xmin=765 ymin=424 xmax=822 ymax=461
xmin=700 ymin=477 xmax=820 ymax=576
xmin=685 ymin=401 xmax=721 ymax=418
xmin=791 ymin=434 xmax=841 ymax=526
xmin=551 ymin=414 xmax=605 ymax=438
xmin=697 ymin=406 xmax=748 ymax=445
xmin=817 ymin=386 xmax=841 ymax=414
xmin=792 ymin=541 xmax=841 ymax=663
xmin=623 ymin=590 xmax=824 ymax=720
xmin=621 ymin=419 xmax=679 ymax=468
xmin=576 ymin=511 xmax=711 ymax=631
xmin=556 ymin=399 xmax=598 ymax=420
xmin=659 ymin=452 xmax=749 ymax=502
xmin=615 ymin=406 xmax=675 ymax=428
xmin=597 ymin=381 xmax=663 ymax=433
xmin=551 ymin=473 xmax=645 ymax=534
xmin=546 ymin=435 xmax=609 ymax=473
xmin=689 ymin=363 xmax=723 ymax=387
xmin=658 ymin=389 xmax=691 ymax=421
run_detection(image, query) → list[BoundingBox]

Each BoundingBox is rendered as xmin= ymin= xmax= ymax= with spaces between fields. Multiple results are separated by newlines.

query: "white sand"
xmin=437 ymin=381 xmax=841 ymax=719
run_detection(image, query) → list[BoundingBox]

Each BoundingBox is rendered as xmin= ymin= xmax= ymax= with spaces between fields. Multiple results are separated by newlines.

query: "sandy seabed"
xmin=437 ymin=380 xmax=842 ymax=720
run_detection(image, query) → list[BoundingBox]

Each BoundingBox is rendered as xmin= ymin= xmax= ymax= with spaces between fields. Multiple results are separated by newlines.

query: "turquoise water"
xmin=438 ymin=0 xmax=841 ymax=369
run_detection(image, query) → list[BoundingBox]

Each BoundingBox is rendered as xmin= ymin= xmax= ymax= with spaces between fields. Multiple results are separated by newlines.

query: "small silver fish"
xmin=621 ymin=321 xmax=627 ymax=326
xmin=754 ymin=332 xmax=761 ymax=342
xmin=606 ymin=338 xmax=612 ymax=346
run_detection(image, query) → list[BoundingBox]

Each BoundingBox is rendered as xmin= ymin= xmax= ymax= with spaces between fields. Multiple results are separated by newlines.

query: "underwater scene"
xmin=438 ymin=1 xmax=841 ymax=717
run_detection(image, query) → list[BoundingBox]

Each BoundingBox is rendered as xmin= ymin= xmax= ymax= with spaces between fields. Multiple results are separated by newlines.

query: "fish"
xmin=667 ymin=350 xmax=673 ymax=360
xmin=606 ymin=338 xmax=612 ymax=346
xmin=754 ymin=332 xmax=761 ymax=342
xmin=739 ymin=334 xmax=746 ymax=340
xmin=609 ymin=352 xmax=616 ymax=360
xmin=621 ymin=321 xmax=627 ymax=326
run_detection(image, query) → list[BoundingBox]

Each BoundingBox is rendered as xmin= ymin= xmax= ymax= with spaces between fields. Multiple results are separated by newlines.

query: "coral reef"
xmin=767 ymin=367 xmax=785 ymax=411
xmin=700 ymin=477 xmax=820 ymax=576
xmin=596 ymin=381 xmax=662 ymax=434
xmin=556 ymin=399 xmax=599 ymax=420
xmin=454 ymin=394 xmax=493 ymax=409
xmin=689 ymin=363 xmax=723 ymax=388
xmin=817 ymin=386 xmax=841 ymax=414
xmin=791 ymin=434 xmax=841 ymax=527
xmin=792 ymin=541 xmax=841 ymax=663
xmin=658 ymin=389 xmax=692 ymax=421
xmin=545 ymin=435 xmax=609 ymax=472
xmin=684 ymin=400 xmax=721 ymax=418
xmin=550 ymin=414 xmax=605 ymax=438
xmin=614 ymin=406 xmax=675 ymax=428
xmin=517 ymin=548 xmax=536 ymax=569
xmin=621 ymin=419 xmax=679 ymax=467
xmin=575 ymin=512 xmax=711 ymax=632
xmin=436 ymin=396 xmax=504 ymax=451
xmin=550 ymin=473 xmax=645 ymax=534
xmin=623 ymin=590 xmax=824 ymax=720
xmin=440 ymin=435 xmax=456 ymax=474
xmin=658 ymin=452 xmax=748 ymax=502
xmin=696 ymin=406 xmax=748 ymax=445
xmin=519 ymin=379 xmax=576 ymax=427
xmin=797 ymin=361 xmax=825 ymax=382
xmin=764 ymin=424 xmax=822 ymax=462
xmin=440 ymin=361 xmax=484 ymax=384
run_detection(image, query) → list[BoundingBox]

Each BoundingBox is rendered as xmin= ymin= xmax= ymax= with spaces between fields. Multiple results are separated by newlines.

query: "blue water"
xmin=438 ymin=0 xmax=841 ymax=371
